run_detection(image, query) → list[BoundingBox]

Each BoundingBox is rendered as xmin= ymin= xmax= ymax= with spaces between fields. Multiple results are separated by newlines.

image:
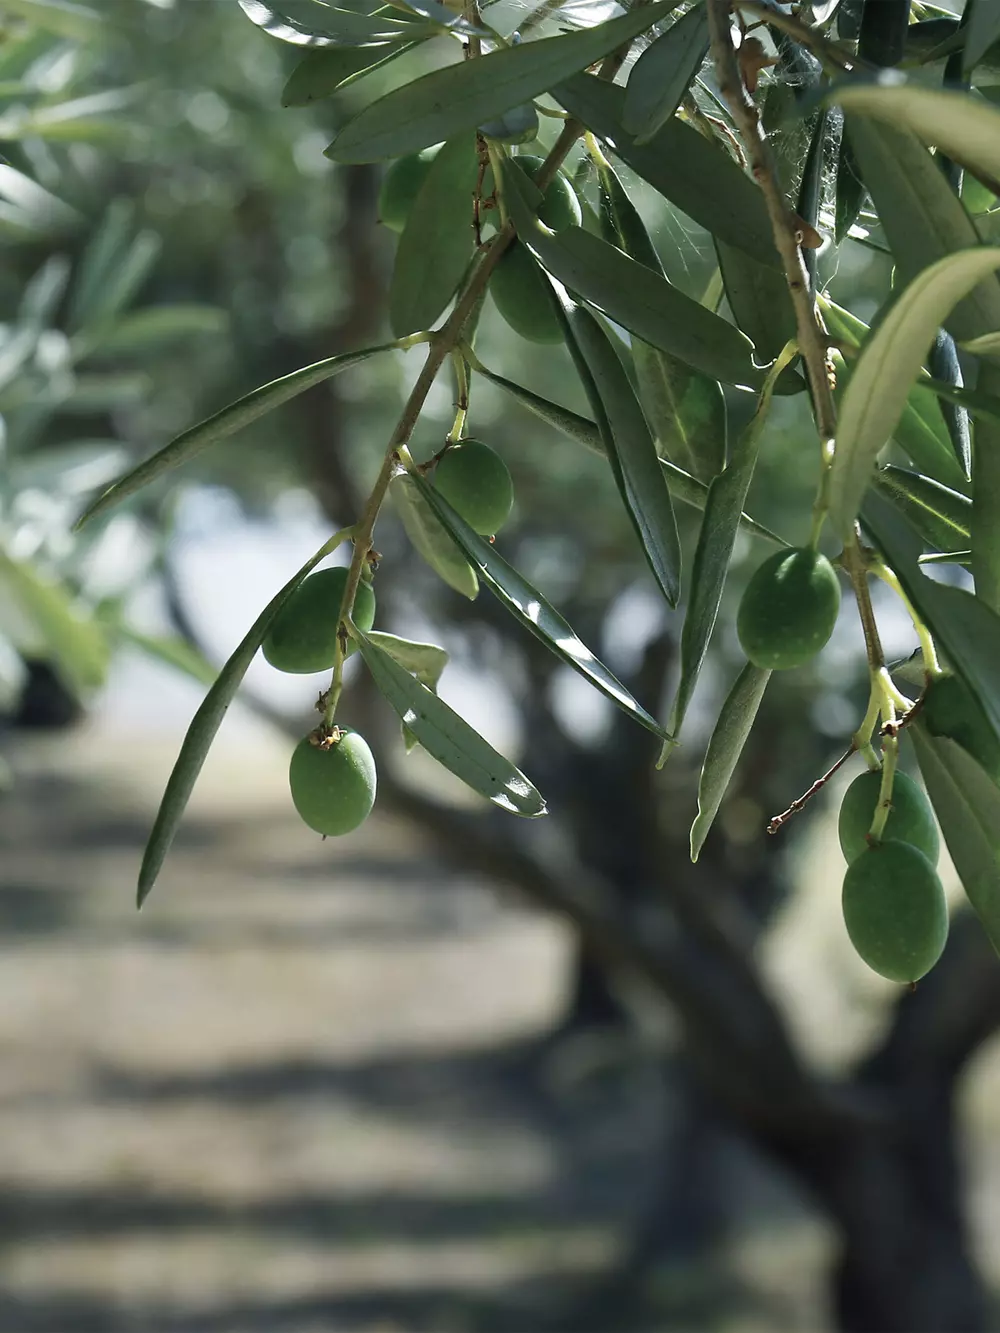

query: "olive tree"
xmin=8 ymin=0 xmax=1000 ymax=1326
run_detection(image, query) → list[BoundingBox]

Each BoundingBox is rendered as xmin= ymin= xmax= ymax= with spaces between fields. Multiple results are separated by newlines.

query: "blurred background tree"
xmin=4 ymin=1 xmax=1000 ymax=1330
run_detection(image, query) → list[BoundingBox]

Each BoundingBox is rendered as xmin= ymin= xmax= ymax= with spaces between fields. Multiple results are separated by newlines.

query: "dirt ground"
xmin=2 ymin=714 xmax=988 ymax=1333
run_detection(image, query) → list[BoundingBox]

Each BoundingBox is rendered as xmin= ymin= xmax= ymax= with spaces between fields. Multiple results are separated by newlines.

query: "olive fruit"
xmin=736 ymin=546 xmax=841 ymax=670
xmin=922 ymin=673 xmax=1000 ymax=779
xmin=841 ymin=840 xmax=948 ymax=983
xmin=490 ymin=243 xmax=563 ymax=344
xmin=513 ymin=154 xmax=582 ymax=231
xmin=838 ymin=769 xmax=939 ymax=865
xmin=289 ymin=731 xmax=377 ymax=837
xmin=378 ymin=146 xmax=440 ymax=233
xmin=263 ymin=567 xmax=375 ymax=675
xmin=433 ymin=439 xmax=513 ymax=536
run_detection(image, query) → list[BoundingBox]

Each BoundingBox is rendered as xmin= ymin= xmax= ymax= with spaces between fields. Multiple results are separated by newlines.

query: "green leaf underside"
xmin=499 ymin=159 xmax=760 ymax=388
xmin=554 ymin=74 xmax=780 ymax=270
xmin=329 ymin=2 xmax=677 ymax=161
xmin=391 ymin=473 xmax=479 ymax=598
xmin=716 ymin=240 xmax=797 ymax=368
xmin=563 ymin=301 xmax=681 ymax=607
xmin=690 ymin=662 xmax=771 ymax=861
xmin=356 ymin=632 xmax=545 ymax=816
xmin=823 ymin=298 xmax=967 ymax=490
xmin=845 ymin=117 xmax=1000 ymax=346
xmin=623 ymin=0 xmax=710 ymax=145
xmin=118 ymin=627 xmax=218 ymax=687
xmin=873 ymin=466 xmax=970 ymax=553
xmin=862 ymin=493 xmax=1000 ymax=743
xmin=964 ymin=3 xmax=1000 ymax=73
xmin=137 ymin=536 xmax=342 ymax=907
xmin=407 ymin=469 xmax=669 ymax=738
xmin=668 ymin=357 xmax=784 ymax=740
xmin=832 ymin=83 xmax=1000 ymax=202
xmin=239 ymin=0 xmax=425 ymax=47
xmin=471 ymin=360 xmax=784 ymax=544
xmin=78 ymin=343 xmax=394 ymax=526
xmin=830 ymin=247 xmax=1000 ymax=537
xmin=912 ymin=727 xmax=1000 ymax=956
xmin=365 ymin=629 xmax=448 ymax=690
xmin=0 ymin=552 xmax=108 ymax=696
xmin=390 ymin=133 xmax=478 ymax=336
xmin=597 ymin=160 xmax=726 ymax=481
xmin=282 ymin=43 xmax=421 ymax=105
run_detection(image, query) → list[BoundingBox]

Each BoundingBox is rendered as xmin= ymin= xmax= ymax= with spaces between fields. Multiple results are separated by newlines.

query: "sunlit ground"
xmin=1 ymin=704 xmax=999 ymax=1332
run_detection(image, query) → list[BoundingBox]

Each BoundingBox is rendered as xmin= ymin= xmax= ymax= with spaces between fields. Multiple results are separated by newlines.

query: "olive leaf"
xmin=912 ymin=727 xmax=1000 ymax=957
xmin=391 ymin=473 xmax=479 ymax=599
xmin=690 ymin=662 xmax=771 ymax=862
xmin=137 ymin=533 xmax=345 ymax=907
xmin=407 ymin=469 xmax=669 ymax=739
xmin=78 ymin=343 xmax=395 ymax=526
xmin=355 ymin=631 xmax=546 ymax=816
xmin=622 ymin=0 xmax=710 ymax=145
xmin=329 ymin=1 xmax=677 ymax=161
xmin=830 ymin=246 xmax=1000 ymax=538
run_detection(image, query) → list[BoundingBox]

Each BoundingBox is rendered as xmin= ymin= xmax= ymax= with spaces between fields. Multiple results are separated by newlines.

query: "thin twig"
xmin=706 ymin=0 xmax=837 ymax=446
xmin=735 ymin=0 xmax=865 ymax=74
xmin=767 ymin=744 xmax=857 ymax=834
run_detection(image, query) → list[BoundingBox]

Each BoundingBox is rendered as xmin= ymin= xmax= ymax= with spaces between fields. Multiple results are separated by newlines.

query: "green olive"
xmin=736 ymin=547 xmax=841 ymax=670
xmin=377 ymin=146 xmax=441 ymax=233
xmin=289 ymin=730 xmax=377 ymax=836
xmin=841 ymin=840 xmax=948 ymax=983
xmin=490 ymin=243 xmax=563 ymax=344
xmin=433 ymin=439 xmax=513 ymax=536
xmin=838 ymin=769 xmax=939 ymax=864
xmin=263 ymin=567 xmax=375 ymax=675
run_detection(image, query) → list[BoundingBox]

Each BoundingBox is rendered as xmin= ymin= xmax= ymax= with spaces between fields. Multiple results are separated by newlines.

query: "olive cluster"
xmin=264 ymin=441 xmax=513 ymax=838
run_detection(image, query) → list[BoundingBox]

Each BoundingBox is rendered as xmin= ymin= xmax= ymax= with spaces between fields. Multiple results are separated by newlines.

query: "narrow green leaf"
xmin=387 ymin=0 xmax=486 ymax=36
xmin=390 ymin=133 xmax=478 ymax=337
xmin=239 ymin=0 xmax=424 ymax=47
xmin=564 ymin=302 xmax=681 ymax=607
xmin=407 ymin=468 xmax=669 ymax=738
xmin=844 ymin=116 xmax=1000 ymax=345
xmin=862 ymin=492 xmax=1000 ymax=744
xmin=68 ymin=199 xmax=135 ymax=332
xmin=119 ymin=627 xmax=218 ymax=687
xmin=391 ymin=473 xmax=479 ymax=598
xmin=830 ymin=246 xmax=1000 ymax=537
xmin=137 ymin=536 xmax=342 ymax=906
xmin=833 ymin=82 xmax=1000 ymax=202
xmin=912 ymin=727 xmax=1000 ymax=956
xmin=356 ymin=631 xmax=545 ymax=815
xmin=469 ymin=358 xmax=784 ymax=542
xmin=0 ymin=0 xmax=100 ymax=39
xmin=365 ymin=629 xmax=448 ymax=690
xmin=78 ymin=343 xmax=395 ymax=527
xmin=690 ymin=661 xmax=771 ymax=861
xmin=834 ymin=132 xmax=866 ymax=244
xmin=964 ymin=2 xmax=1000 ymax=73
xmin=329 ymin=2 xmax=676 ymax=161
xmin=282 ymin=43 xmax=419 ymax=105
xmin=971 ymin=361 xmax=1000 ymax=610
xmin=597 ymin=159 xmax=726 ymax=480
xmin=822 ymin=297 xmax=968 ymax=490
xmin=0 ymin=552 xmax=108 ymax=697
xmin=78 ymin=305 xmax=229 ymax=359
xmin=922 ymin=373 xmax=1000 ymax=426
xmin=499 ymin=159 xmax=760 ymax=388
xmin=716 ymin=240 xmax=797 ymax=369
xmin=622 ymin=1 xmax=710 ymax=145
xmin=668 ymin=350 xmax=788 ymax=740
xmin=872 ymin=465 xmax=970 ymax=553
xmin=554 ymin=73 xmax=780 ymax=270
